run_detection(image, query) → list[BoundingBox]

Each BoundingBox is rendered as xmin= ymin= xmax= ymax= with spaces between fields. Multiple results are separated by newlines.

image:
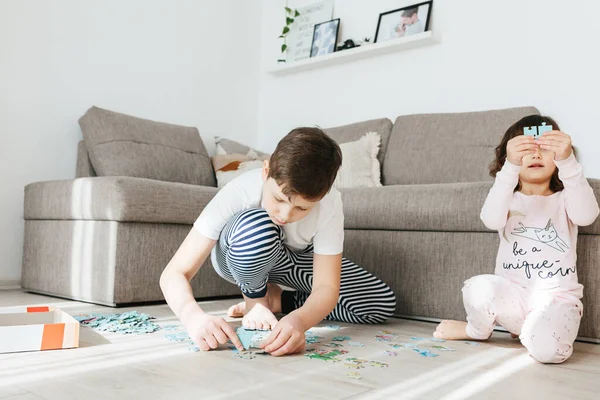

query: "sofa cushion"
xmin=24 ymin=177 xmax=218 ymax=224
xmin=79 ymin=107 xmax=216 ymax=186
xmin=215 ymin=137 xmax=270 ymax=158
xmin=383 ymin=107 xmax=540 ymax=185
xmin=324 ymin=118 xmax=393 ymax=173
xmin=339 ymin=179 xmax=600 ymax=235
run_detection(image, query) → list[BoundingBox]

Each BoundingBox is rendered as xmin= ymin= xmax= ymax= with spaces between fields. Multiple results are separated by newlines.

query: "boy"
xmin=395 ymin=7 xmax=425 ymax=37
xmin=160 ymin=128 xmax=396 ymax=356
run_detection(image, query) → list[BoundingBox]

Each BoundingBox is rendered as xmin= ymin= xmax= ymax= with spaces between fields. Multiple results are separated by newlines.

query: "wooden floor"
xmin=1 ymin=290 xmax=599 ymax=400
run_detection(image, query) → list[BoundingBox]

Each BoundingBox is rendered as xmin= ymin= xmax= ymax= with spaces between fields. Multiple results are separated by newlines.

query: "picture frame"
xmin=374 ymin=1 xmax=432 ymax=43
xmin=310 ymin=18 xmax=340 ymax=58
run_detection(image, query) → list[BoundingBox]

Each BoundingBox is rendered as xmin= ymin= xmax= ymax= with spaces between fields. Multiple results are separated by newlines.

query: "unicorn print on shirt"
xmin=511 ymin=219 xmax=569 ymax=253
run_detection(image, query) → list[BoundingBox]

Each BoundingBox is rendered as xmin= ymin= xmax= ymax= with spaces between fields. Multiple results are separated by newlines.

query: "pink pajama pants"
xmin=462 ymin=274 xmax=583 ymax=364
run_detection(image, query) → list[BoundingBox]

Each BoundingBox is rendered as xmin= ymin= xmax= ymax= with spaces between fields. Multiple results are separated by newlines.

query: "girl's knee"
xmin=462 ymin=274 xmax=498 ymax=305
xmin=523 ymin=338 xmax=573 ymax=364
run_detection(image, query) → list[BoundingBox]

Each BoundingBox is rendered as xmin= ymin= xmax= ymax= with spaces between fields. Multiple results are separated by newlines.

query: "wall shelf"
xmin=267 ymin=31 xmax=437 ymax=75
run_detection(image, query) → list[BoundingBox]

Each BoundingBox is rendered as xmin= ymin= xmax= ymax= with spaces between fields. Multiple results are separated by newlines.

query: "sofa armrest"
xmin=24 ymin=176 xmax=218 ymax=224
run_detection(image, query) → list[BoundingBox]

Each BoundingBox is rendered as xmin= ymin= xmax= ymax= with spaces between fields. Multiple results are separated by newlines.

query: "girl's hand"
xmin=537 ymin=131 xmax=573 ymax=161
xmin=506 ymin=136 xmax=538 ymax=166
xmin=261 ymin=314 xmax=306 ymax=356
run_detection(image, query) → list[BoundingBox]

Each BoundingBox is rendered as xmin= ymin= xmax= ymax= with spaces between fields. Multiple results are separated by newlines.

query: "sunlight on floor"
xmin=0 ymin=341 xmax=186 ymax=388
xmin=362 ymin=347 xmax=517 ymax=399
xmin=440 ymin=352 xmax=535 ymax=400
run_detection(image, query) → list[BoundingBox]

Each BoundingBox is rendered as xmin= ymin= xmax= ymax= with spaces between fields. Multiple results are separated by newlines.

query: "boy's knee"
xmin=363 ymin=286 xmax=396 ymax=323
xmin=229 ymin=208 xmax=279 ymax=241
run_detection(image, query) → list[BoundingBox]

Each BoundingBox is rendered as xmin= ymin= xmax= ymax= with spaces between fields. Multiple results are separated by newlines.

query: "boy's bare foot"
xmin=434 ymin=320 xmax=478 ymax=340
xmin=227 ymin=283 xmax=283 ymax=319
xmin=242 ymin=303 xmax=278 ymax=330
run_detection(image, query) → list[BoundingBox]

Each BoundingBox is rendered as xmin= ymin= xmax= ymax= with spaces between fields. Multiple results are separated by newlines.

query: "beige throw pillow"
xmin=333 ymin=132 xmax=382 ymax=189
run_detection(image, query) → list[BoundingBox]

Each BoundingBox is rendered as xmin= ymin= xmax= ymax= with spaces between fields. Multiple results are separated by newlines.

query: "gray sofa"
xmin=22 ymin=106 xmax=600 ymax=341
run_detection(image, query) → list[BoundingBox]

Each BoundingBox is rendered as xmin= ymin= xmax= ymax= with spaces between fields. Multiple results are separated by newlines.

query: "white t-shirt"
xmin=194 ymin=168 xmax=344 ymax=255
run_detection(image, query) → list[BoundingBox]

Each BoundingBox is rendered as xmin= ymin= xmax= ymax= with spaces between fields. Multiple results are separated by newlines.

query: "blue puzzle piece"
xmin=523 ymin=126 xmax=537 ymax=138
xmin=236 ymin=327 xmax=271 ymax=350
xmin=537 ymin=122 xmax=553 ymax=135
xmin=413 ymin=348 xmax=439 ymax=357
xmin=332 ymin=336 xmax=351 ymax=342
xmin=523 ymin=123 xmax=553 ymax=140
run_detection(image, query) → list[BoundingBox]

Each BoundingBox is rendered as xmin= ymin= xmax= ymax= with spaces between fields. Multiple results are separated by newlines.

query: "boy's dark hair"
xmin=268 ymin=127 xmax=342 ymax=201
xmin=490 ymin=114 xmax=572 ymax=193
xmin=402 ymin=8 xmax=418 ymax=17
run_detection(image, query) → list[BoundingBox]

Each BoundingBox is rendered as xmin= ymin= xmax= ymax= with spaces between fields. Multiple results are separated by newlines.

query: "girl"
xmin=434 ymin=115 xmax=599 ymax=363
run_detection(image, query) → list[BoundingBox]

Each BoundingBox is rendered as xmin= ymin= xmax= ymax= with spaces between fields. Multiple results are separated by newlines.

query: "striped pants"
xmin=213 ymin=208 xmax=396 ymax=324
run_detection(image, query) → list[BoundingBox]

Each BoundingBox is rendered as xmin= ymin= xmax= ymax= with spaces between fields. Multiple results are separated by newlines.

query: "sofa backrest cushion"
xmin=383 ymin=106 xmax=540 ymax=185
xmin=79 ymin=107 xmax=216 ymax=186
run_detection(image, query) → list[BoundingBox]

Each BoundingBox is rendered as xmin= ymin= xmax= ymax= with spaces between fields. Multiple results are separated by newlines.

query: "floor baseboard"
xmin=0 ymin=279 xmax=21 ymax=290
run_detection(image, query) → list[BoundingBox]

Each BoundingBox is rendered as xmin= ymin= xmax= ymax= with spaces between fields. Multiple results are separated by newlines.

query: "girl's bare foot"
xmin=434 ymin=320 xmax=477 ymax=340
xmin=227 ymin=283 xmax=283 ymax=319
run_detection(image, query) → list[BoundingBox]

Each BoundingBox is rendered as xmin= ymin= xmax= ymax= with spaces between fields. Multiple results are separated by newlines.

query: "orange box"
xmin=0 ymin=306 xmax=80 ymax=354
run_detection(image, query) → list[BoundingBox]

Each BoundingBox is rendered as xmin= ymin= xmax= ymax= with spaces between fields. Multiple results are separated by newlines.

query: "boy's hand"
xmin=537 ymin=131 xmax=573 ymax=161
xmin=507 ymin=136 xmax=538 ymax=166
xmin=261 ymin=313 xmax=306 ymax=356
xmin=185 ymin=311 xmax=244 ymax=352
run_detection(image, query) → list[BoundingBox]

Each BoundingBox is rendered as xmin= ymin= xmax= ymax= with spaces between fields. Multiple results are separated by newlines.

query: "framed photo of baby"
xmin=374 ymin=1 xmax=432 ymax=43
xmin=310 ymin=18 xmax=340 ymax=57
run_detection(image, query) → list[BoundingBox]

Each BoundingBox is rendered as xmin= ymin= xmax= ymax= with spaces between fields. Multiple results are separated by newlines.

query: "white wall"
xmin=0 ymin=0 xmax=262 ymax=285
xmin=258 ymin=0 xmax=600 ymax=180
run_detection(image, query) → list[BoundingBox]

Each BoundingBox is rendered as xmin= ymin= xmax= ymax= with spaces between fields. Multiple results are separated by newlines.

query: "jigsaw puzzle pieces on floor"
xmin=75 ymin=311 xmax=160 ymax=334
xmin=235 ymin=327 xmax=271 ymax=350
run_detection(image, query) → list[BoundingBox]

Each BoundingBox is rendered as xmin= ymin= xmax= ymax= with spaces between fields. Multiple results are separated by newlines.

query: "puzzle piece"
xmin=332 ymin=336 xmax=351 ymax=342
xmin=538 ymin=122 xmax=553 ymax=135
xmin=305 ymin=349 xmax=348 ymax=361
xmin=389 ymin=343 xmax=416 ymax=349
xmin=348 ymin=341 xmax=365 ymax=347
xmin=523 ymin=123 xmax=553 ymax=140
xmin=235 ymin=327 xmax=271 ymax=350
xmin=523 ymin=126 xmax=538 ymax=138
xmin=383 ymin=350 xmax=398 ymax=356
xmin=430 ymin=345 xmax=456 ymax=352
xmin=413 ymin=348 xmax=439 ymax=357
xmin=375 ymin=333 xmax=398 ymax=342
xmin=164 ymin=332 xmax=190 ymax=342
xmin=306 ymin=335 xmax=325 ymax=345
